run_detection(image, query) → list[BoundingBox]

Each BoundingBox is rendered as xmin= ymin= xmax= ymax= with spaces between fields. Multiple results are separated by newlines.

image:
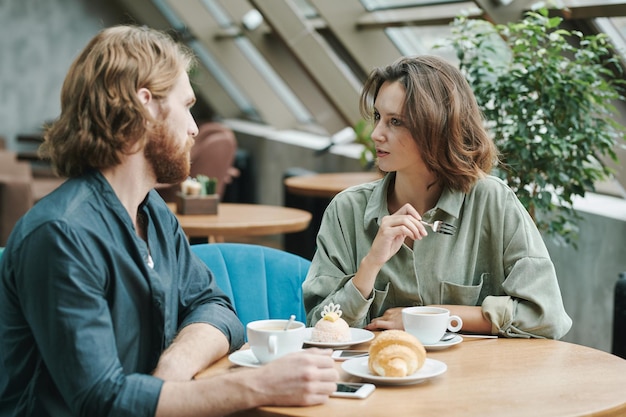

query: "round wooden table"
xmin=197 ymin=337 xmax=626 ymax=417
xmin=167 ymin=202 xmax=312 ymax=241
xmin=284 ymin=171 xmax=382 ymax=199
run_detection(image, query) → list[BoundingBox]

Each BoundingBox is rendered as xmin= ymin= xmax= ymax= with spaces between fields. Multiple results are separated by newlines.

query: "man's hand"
xmin=247 ymin=348 xmax=339 ymax=406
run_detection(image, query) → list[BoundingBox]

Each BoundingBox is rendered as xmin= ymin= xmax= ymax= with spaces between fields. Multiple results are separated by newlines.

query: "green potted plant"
xmin=353 ymin=118 xmax=376 ymax=170
xmin=444 ymin=7 xmax=626 ymax=245
xmin=176 ymin=175 xmax=219 ymax=215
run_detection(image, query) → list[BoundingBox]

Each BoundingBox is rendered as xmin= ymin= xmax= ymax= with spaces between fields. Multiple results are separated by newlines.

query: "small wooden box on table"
xmin=175 ymin=193 xmax=219 ymax=215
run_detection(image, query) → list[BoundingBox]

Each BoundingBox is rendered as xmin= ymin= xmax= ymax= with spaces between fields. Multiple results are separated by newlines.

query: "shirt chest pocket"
xmin=439 ymin=274 xmax=486 ymax=306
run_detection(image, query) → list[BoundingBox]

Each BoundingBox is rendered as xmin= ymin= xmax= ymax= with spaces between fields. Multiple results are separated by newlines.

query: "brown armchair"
xmin=0 ymin=151 xmax=33 ymax=245
xmin=156 ymin=121 xmax=239 ymax=202
xmin=0 ymin=150 xmax=65 ymax=245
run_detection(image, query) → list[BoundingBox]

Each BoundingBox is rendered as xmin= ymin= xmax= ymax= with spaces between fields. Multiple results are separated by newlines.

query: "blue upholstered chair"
xmin=190 ymin=243 xmax=311 ymax=329
xmin=0 ymin=244 xmax=308 ymax=328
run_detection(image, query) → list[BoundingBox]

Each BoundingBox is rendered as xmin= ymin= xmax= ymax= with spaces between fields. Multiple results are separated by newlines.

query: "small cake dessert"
xmin=311 ymin=303 xmax=351 ymax=343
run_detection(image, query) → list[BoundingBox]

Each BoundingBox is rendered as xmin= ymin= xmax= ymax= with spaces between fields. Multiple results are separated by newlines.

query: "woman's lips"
xmin=376 ymin=150 xmax=389 ymax=157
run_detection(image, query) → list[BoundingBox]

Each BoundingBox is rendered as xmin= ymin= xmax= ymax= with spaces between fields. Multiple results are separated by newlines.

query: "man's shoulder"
xmin=9 ymin=176 xmax=113 ymax=243
xmin=30 ymin=176 xmax=96 ymax=216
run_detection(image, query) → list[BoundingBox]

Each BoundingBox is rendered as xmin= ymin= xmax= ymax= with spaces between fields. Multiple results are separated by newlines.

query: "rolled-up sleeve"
xmin=480 ymin=189 xmax=573 ymax=339
xmin=481 ymin=256 xmax=573 ymax=339
xmin=177 ymin=250 xmax=245 ymax=351
xmin=160 ymin=203 xmax=245 ymax=352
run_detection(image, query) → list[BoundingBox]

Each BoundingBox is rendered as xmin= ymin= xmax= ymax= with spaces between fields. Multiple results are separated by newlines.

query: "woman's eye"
xmin=373 ymin=111 xmax=380 ymax=121
xmin=391 ymin=118 xmax=402 ymax=126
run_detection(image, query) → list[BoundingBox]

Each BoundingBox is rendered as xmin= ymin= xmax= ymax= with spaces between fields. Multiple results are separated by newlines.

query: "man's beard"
xmin=144 ymin=119 xmax=194 ymax=185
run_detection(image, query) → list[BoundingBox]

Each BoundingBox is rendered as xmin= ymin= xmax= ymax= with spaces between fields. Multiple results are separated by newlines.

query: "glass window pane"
xmin=360 ymin=0 xmax=465 ymax=11
xmin=234 ymin=37 xmax=314 ymax=124
xmin=151 ymin=0 xmax=257 ymax=118
xmin=595 ymin=17 xmax=626 ymax=62
xmin=152 ymin=0 xmax=185 ymax=27
xmin=189 ymin=40 xmax=260 ymax=120
xmin=199 ymin=0 xmax=232 ymax=26
xmin=386 ymin=25 xmax=457 ymax=62
xmin=201 ymin=0 xmax=314 ymax=124
xmin=291 ymin=0 xmax=319 ymax=19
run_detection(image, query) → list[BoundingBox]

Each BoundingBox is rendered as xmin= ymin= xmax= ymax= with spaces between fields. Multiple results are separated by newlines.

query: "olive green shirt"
xmin=303 ymin=173 xmax=572 ymax=339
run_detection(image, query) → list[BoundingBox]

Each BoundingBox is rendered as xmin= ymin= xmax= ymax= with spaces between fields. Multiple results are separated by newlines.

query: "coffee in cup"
xmin=247 ymin=319 xmax=306 ymax=364
xmin=402 ymin=306 xmax=463 ymax=345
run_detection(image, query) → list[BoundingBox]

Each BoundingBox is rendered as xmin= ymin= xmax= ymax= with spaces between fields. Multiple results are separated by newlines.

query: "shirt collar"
xmin=363 ymin=172 xmax=464 ymax=227
xmin=436 ymin=186 xmax=464 ymax=219
xmin=363 ymin=172 xmax=391 ymax=227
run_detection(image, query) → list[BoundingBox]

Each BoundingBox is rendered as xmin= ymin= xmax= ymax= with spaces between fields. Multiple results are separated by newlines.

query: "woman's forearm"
xmin=434 ymin=305 xmax=493 ymax=334
xmin=352 ymin=254 xmax=384 ymax=299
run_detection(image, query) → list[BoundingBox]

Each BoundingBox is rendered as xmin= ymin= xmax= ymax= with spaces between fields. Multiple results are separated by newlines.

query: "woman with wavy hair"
xmin=303 ymin=55 xmax=572 ymax=340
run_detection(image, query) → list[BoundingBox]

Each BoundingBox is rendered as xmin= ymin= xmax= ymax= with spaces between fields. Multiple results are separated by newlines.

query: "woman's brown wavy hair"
xmin=359 ymin=55 xmax=499 ymax=193
xmin=40 ymin=25 xmax=195 ymax=178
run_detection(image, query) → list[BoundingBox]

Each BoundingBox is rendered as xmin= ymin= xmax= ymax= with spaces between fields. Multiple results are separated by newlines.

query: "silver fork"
xmin=420 ymin=220 xmax=456 ymax=236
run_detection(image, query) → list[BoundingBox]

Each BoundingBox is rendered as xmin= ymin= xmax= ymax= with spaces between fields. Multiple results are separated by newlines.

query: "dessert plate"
xmin=342 ymin=357 xmax=447 ymax=385
xmin=303 ymin=328 xmax=375 ymax=348
xmin=423 ymin=334 xmax=463 ymax=351
xmin=228 ymin=349 xmax=262 ymax=368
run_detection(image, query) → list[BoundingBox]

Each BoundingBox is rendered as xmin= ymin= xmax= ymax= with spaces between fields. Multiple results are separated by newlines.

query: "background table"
xmin=283 ymin=171 xmax=382 ymax=258
xmin=167 ymin=202 xmax=311 ymax=242
xmin=197 ymin=337 xmax=626 ymax=417
xmin=284 ymin=171 xmax=382 ymax=199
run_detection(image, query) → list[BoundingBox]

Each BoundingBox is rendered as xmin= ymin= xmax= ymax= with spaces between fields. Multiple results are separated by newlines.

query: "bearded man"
xmin=0 ymin=25 xmax=337 ymax=417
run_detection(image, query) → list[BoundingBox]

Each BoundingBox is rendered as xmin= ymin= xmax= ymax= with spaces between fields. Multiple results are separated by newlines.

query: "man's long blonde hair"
xmin=41 ymin=25 xmax=195 ymax=178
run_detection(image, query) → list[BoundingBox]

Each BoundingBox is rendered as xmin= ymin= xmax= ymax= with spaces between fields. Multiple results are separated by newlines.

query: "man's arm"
xmin=152 ymin=323 xmax=229 ymax=381
xmin=155 ymin=349 xmax=339 ymax=417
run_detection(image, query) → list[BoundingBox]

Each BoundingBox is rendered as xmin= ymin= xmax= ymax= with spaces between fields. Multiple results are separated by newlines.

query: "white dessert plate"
xmin=303 ymin=327 xmax=375 ymax=348
xmin=423 ymin=334 xmax=463 ymax=351
xmin=228 ymin=349 xmax=262 ymax=368
xmin=342 ymin=357 xmax=447 ymax=386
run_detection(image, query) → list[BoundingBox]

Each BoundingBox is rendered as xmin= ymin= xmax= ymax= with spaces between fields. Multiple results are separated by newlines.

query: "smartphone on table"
xmin=331 ymin=350 xmax=368 ymax=361
xmin=331 ymin=382 xmax=376 ymax=399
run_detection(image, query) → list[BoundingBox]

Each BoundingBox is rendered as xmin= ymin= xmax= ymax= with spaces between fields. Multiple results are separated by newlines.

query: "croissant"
xmin=368 ymin=330 xmax=426 ymax=377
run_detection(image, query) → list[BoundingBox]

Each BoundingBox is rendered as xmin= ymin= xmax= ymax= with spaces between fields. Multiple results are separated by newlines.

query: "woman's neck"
xmin=388 ymin=172 xmax=443 ymax=215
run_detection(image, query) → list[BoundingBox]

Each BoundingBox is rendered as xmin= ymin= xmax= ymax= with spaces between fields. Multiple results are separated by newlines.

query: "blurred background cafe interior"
xmin=1 ymin=0 xmax=626 ymax=358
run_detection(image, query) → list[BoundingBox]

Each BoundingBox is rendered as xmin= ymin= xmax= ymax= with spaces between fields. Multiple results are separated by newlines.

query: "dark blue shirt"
xmin=0 ymin=171 xmax=245 ymax=417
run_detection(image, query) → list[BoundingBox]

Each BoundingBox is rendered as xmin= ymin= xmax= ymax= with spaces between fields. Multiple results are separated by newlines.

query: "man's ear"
xmin=137 ymin=87 xmax=158 ymax=118
xmin=137 ymin=87 xmax=152 ymax=105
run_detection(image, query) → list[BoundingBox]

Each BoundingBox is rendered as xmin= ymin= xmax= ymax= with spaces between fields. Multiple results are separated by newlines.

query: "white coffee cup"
xmin=247 ymin=319 xmax=306 ymax=364
xmin=402 ymin=306 xmax=463 ymax=345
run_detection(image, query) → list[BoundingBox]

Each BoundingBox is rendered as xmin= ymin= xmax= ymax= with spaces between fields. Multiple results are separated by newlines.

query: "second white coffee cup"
xmin=247 ymin=319 xmax=306 ymax=364
xmin=402 ymin=306 xmax=463 ymax=345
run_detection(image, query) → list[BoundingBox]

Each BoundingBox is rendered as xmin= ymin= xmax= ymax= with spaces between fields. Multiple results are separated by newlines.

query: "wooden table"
xmin=284 ymin=171 xmax=382 ymax=199
xmin=283 ymin=171 xmax=382 ymax=258
xmin=197 ymin=336 xmax=626 ymax=417
xmin=167 ymin=202 xmax=311 ymax=242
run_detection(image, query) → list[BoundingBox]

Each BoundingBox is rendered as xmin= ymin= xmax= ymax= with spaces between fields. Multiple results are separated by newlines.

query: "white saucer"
xmin=423 ymin=335 xmax=463 ymax=351
xmin=303 ymin=328 xmax=375 ymax=349
xmin=228 ymin=350 xmax=262 ymax=368
xmin=342 ymin=357 xmax=447 ymax=385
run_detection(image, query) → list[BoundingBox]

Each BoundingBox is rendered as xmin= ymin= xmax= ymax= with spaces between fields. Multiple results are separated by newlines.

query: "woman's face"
xmin=371 ymin=81 xmax=424 ymax=174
